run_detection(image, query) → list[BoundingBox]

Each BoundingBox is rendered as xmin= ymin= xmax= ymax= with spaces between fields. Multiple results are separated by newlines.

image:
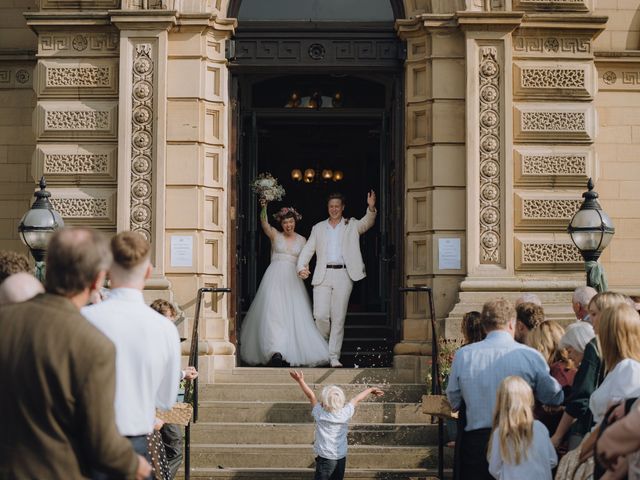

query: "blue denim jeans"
xmin=314 ymin=456 xmax=346 ymax=480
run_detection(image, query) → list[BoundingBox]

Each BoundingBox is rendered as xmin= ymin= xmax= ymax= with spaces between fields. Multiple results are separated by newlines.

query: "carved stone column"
xmin=111 ymin=10 xmax=176 ymax=289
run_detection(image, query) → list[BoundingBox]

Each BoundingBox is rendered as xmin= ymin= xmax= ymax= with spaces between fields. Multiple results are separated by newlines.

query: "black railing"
xmin=183 ymin=287 xmax=231 ymax=480
xmin=399 ymin=286 xmax=443 ymax=479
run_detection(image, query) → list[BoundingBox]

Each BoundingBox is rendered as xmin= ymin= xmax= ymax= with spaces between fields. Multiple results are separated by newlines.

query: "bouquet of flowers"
xmin=251 ymin=172 xmax=286 ymax=202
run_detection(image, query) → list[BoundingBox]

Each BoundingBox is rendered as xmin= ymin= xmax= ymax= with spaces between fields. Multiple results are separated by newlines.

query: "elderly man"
xmin=446 ymin=298 xmax=564 ymax=480
xmin=83 ymin=231 xmax=181 ymax=478
xmin=572 ymin=286 xmax=597 ymax=324
xmin=0 ymin=272 xmax=44 ymax=305
xmin=0 ymin=228 xmax=150 ymax=480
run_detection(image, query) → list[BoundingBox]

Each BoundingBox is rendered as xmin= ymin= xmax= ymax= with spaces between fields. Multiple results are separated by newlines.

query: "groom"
xmin=297 ymin=191 xmax=377 ymax=367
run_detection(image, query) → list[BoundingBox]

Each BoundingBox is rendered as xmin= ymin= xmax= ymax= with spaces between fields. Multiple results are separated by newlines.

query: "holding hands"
xmin=298 ymin=266 xmax=310 ymax=280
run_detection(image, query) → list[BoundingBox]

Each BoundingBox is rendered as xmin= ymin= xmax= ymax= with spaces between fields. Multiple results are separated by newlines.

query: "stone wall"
xmin=0 ymin=0 xmax=37 ymax=253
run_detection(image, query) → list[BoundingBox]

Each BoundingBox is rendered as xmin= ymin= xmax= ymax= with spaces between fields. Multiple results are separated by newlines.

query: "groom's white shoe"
xmin=330 ymin=359 xmax=343 ymax=368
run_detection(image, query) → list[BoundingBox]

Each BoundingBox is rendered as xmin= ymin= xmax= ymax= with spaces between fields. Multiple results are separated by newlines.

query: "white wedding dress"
xmin=239 ymin=232 xmax=330 ymax=367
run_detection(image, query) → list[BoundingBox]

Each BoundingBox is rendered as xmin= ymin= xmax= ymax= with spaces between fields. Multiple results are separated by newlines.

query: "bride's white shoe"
xmin=330 ymin=359 xmax=343 ymax=368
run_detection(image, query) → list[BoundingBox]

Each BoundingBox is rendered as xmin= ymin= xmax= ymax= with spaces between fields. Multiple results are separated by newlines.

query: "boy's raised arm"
xmin=290 ymin=370 xmax=317 ymax=407
xmin=349 ymin=387 xmax=384 ymax=407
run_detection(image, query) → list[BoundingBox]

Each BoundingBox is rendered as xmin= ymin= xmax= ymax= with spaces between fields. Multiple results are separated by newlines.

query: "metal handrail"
xmin=183 ymin=287 xmax=231 ymax=480
xmin=399 ymin=286 xmax=443 ymax=479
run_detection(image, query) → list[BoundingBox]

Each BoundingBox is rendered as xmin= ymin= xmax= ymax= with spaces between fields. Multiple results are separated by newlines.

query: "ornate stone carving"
xmin=521 ymin=154 xmax=586 ymax=175
xmin=521 ymin=243 xmax=582 ymax=264
xmin=599 ymin=69 xmax=640 ymax=91
xmin=513 ymin=0 xmax=589 ymax=11
xmin=521 ymin=111 xmax=585 ymax=132
xmin=45 ymin=110 xmax=110 ymax=130
xmin=51 ymin=198 xmax=108 ymax=218
xmin=0 ymin=66 xmax=33 ymax=88
xmin=513 ymin=36 xmax=591 ymax=56
xmin=39 ymin=32 xmax=119 ymax=57
xmin=46 ymin=66 xmax=110 ymax=87
xmin=44 ymin=154 xmax=109 ymax=174
xmin=522 ymin=199 xmax=581 ymax=220
xmin=520 ymin=67 xmax=585 ymax=88
xmin=479 ymin=46 xmax=501 ymax=264
xmin=130 ymin=44 xmax=154 ymax=241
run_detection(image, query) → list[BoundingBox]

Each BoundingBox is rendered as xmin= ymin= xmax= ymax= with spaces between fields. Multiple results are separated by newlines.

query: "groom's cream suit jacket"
xmin=297 ymin=209 xmax=377 ymax=286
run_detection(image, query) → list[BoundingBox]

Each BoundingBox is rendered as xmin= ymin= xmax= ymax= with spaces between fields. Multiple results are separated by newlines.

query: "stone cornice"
xmin=25 ymin=11 xmax=113 ymax=29
xmin=456 ymin=11 xmax=524 ymax=32
xmin=518 ymin=13 xmax=607 ymax=35
xmin=109 ymin=9 xmax=177 ymax=31
xmin=176 ymin=13 xmax=236 ymax=33
xmin=595 ymin=51 xmax=640 ymax=64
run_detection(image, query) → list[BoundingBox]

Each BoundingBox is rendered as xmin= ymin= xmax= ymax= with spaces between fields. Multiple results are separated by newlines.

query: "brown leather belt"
xmin=326 ymin=265 xmax=345 ymax=269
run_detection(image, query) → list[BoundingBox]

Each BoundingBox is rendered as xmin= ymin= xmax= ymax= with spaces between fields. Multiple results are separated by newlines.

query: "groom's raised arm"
xmin=297 ymin=226 xmax=317 ymax=274
xmin=356 ymin=191 xmax=377 ymax=235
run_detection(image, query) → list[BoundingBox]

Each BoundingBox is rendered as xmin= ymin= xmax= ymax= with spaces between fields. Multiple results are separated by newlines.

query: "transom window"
xmin=237 ymin=0 xmax=395 ymax=22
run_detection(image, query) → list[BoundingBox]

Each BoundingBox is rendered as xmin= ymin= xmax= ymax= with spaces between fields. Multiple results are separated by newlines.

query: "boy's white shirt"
xmin=312 ymin=403 xmax=355 ymax=460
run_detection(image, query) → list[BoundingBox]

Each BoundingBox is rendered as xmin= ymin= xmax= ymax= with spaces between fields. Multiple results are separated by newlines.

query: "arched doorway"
xmin=229 ymin=0 xmax=405 ymax=367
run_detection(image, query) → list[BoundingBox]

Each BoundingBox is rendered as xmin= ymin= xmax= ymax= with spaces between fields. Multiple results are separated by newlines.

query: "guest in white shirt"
xmin=589 ymin=302 xmax=640 ymax=425
xmin=488 ymin=376 xmax=557 ymax=480
xmin=83 ymin=232 xmax=181 ymax=478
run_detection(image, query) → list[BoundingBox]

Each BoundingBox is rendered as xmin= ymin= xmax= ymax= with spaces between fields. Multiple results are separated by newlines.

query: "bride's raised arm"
xmin=259 ymin=199 xmax=276 ymax=241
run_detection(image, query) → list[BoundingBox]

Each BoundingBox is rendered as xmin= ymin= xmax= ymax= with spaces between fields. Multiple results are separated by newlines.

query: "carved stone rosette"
xmin=130 ymin=44 xmax=154 ymax=241
xmin=479 ymin=47 xmax=501 ymax=264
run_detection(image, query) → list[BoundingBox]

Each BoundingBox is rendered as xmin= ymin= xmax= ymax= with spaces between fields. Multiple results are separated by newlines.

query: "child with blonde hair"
xmin=488 ymin=376 xmax=557 ymax=480
xmin=290 ymin=371 xmax=383 ymax=480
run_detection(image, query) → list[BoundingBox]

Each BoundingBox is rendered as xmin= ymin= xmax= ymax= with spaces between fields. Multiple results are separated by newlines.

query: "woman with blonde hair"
xmin=589 ymin=302 xmax=640 ymax=425
xmin=551 ymin=292 xmax=629 ymax=449
xmin=488 ymin=376 xmax=557 ymax=479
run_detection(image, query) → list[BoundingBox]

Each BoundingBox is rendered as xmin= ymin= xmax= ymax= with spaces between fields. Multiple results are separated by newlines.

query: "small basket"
xmin=422 ymin=395 xmax=458 ymax=419
xmin=156 ymin=402 xmax=193 ymax=426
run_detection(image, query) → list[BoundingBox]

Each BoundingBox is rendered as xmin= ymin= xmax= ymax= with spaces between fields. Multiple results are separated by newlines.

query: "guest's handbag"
xmin=556 ymin=439 xmax=595 ymax=480
xmin=155 ymin=402 xmax=193 ymax=426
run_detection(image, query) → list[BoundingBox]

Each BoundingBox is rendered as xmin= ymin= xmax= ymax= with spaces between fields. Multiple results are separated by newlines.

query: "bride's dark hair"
xmin=273 ymin=207 xmax=302 ymax=224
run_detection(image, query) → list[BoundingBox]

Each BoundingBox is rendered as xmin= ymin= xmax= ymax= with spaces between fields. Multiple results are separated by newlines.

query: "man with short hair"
xmin=83 ymin=231 xmax=181 ymax=477
xmin=0 ymin=228 xmax=150 ymax=480
xmin=572 ymin=286 xmax=597 ymax=323
xmin=0 ymin=250 xmax=30 ymax=284
xmin=0 ymin=272 xmax=44 ymax=305
xmin=446 ymin=298 xmax=563 ymax=480
xmin=515 ymin=301 xmax=545 ymax=344
xmin=297 ymin=191 xmax=377 ymax=368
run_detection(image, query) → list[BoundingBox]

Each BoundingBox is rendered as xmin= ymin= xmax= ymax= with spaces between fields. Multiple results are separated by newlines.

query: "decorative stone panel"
xmin=514 ymin=103 xmax=595 ymax=142
xmin=512 ymin=35 xmax=592 ymax=58
xmin=36 ymin=101 xmax=118 ymax=140
xmin=406 ymin=147 xmax=431 ymax=189
xmin=407 ymin=104 xmax=432 ymax=147
xmin=512 ymin=0 xmax=591 ymax=11
xmin=598 ymin=67 xmax=640 ymax=91
xmin=479 ymin=46 xmax=502 ymax=264
xmin=513 ymin=62 xmax=594 ymax=99
xmin=38 ymin=32 xmax=119 ymax=58
xmin=0 ymin=66 xmax=33 ymax=89
xmin=406 ymin=234 xmax=431 ymax=275
xmin=37 ymin=59 xmax=118 ymax=97
xmin=48 ymin=188 xmax=117 ymax=227
xmin=514 ymin=146 xmax=593 ymax=186
xmin=35 ymin=144 xmax=117 ymax=183
xmin=515 ymin=191 xmax=582 ymax=230
xmin=407 ymin=191 xmax=432 ymax=232
xmin=515 ymin=235 xmax=583 ymax=271
xmin=40 ymin=0 xmax=119 ymax=8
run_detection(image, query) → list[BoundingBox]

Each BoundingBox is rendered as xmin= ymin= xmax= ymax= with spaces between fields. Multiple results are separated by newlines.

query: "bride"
xmin=239 ymin=199 xmax=330 ymax=367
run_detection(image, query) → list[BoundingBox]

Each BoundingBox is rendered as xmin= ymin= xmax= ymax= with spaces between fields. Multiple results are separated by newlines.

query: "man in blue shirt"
xmin=446 ymin=298 xmax=564 ymax=480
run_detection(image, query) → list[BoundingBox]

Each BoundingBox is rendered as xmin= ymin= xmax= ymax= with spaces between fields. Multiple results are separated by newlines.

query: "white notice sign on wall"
xmin=438 ymin=238 xmax=461 ymax=270
xmin=170 ymin=235 xmax=193 ymax=267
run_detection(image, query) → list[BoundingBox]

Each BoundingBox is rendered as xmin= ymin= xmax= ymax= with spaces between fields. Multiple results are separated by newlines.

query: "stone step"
xmin=200 ymin=383 xmax=426 ymax=402
xmin=198 ymin=401 xmax=428 ymax=424
xmin=190 ymin=422 xmax=437 ymax=446
xmin=189 ymin=444 xmax=450 ymax=469
xmin=180 ymin=467 xmax=450 ymax=479
xmin=213 ymin=367 xmax=416 ymax=384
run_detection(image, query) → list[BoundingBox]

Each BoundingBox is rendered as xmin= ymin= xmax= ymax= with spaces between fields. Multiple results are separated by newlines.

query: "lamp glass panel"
xmin=600 ymin=231 xmax=614 ymax=250
xmin=21 ymin=209 xmax=58 ymax=229
xmin=21 ymin=229 xmax=52 ymax=250
xmin=571 ymin=231 xmax=601 ymax=252
xmin=569 ymin=209 xmax=602 ymax=229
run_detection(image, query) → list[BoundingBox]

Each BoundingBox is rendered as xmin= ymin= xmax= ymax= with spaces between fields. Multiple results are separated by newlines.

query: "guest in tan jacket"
xmin=0 ymin=227 xmax=151 ymax=480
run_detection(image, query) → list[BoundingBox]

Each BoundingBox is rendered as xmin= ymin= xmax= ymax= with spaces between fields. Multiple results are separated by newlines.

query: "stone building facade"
xmin=1 ymin=0 xmax=639 ymax=379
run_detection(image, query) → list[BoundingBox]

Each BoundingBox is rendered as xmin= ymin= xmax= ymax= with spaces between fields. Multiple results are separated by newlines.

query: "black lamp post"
xmin=567 ymin=178 xmax=615 ymax=291
xmin=18 ymin=176 xmax=64 ymax=281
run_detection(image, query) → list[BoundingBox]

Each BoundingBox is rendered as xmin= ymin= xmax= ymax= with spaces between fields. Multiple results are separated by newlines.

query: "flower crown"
xmin=273 ymin=207 xmax=302 ymax=222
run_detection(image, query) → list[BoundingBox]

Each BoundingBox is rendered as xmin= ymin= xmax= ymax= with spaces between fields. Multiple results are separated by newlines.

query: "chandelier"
xmin=285 ymin=91 xmax=343 ymax=110
xmin=291 ymin=167 xmax=344 ymax=184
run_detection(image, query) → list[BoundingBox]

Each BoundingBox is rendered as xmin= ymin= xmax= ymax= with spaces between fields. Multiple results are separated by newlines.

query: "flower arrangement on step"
xmin=251 ymin=172 xmax=286 ymax=202
xmin=422 ymin=337 xmax=463 ymax=419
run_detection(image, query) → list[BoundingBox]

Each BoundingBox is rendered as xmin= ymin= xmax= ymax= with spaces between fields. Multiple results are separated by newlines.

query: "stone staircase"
xmin=183 ymin=367 xmax=452 ymax=479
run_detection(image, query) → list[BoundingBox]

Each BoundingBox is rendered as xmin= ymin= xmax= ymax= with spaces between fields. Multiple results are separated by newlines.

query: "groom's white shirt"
xmin=297 ymin=208 xmax=377 ymax=285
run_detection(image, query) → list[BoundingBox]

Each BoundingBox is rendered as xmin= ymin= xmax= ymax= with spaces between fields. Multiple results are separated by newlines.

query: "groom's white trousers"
xmin=312 ymin=268 xmax=353 ymax=362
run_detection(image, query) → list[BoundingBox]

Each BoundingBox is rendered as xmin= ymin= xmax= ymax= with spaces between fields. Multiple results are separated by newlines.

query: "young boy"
xmin=290 ymin=370 xmax=384 ymax=480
